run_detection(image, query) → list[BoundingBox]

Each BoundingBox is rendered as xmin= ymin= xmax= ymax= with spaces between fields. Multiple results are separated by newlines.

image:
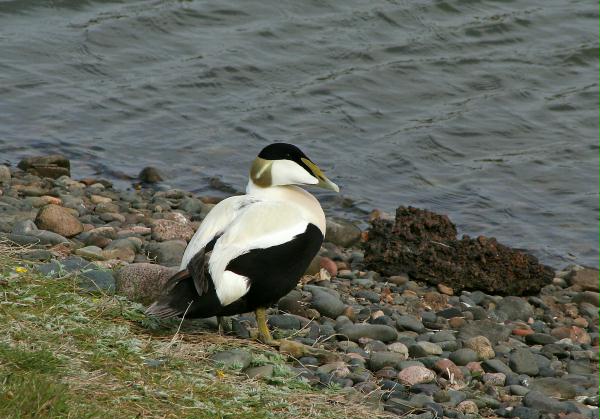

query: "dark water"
xmin=0 ymin=0 xmax=598 ymax=268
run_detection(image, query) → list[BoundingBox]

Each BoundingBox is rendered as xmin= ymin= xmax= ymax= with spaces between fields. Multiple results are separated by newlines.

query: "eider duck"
xmin=145 ymin=143 xmax=339 ymax=343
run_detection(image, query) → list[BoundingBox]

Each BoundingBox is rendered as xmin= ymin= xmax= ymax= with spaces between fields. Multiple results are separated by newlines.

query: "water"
xmin=0 ymin=0 xmax=597 ymax=268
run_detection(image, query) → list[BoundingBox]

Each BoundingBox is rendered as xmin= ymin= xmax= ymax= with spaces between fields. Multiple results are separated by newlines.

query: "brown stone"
xmin=18 ymin=154 xmax=70 ymax=179
xmin=448 ymin=317 xmax=466 ymax=329
xmin=464 ymin=336 xmax=495 ymax=360
xmin=437 ymin=283 xmax=454 ymax=295
xmin=363 ymin=206 xmax=553 ymax=295
xmin=567 ymin=268 xmax=599 ymax=292
xmin=397 ymin=366 xmax=435 ymax=385
xmin=457 ymin=400 xmax=478 ymax=414
xmin=151 ymin=219 xmax=195 ymax=242
xmin=433 ymin=358 xmax=464 ymax=381
xmin=115 ymin=263 xmax=178 ymax=305
xmin=35 ymin=204 xmax=83 ymax=237
xmin=422 ymin=292 xmax=448 ymax=311
xmin=319 ymin=257 xmax=338 ymax=277
xmin=551 ymin=326 xmax=591 ymax=345
xmin=465 ymin=362 xmax=484 ymax=374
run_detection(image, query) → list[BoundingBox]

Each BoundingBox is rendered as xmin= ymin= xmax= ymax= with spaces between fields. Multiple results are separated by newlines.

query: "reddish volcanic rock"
xmin=363 ymin=206 xmax=553 ymax=295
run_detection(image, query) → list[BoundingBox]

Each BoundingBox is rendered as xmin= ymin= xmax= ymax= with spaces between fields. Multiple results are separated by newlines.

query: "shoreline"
xmin=0 ymin=156 xmax=598 ymax=418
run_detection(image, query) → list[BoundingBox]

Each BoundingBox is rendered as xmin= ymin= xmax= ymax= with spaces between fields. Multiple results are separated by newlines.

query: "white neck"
xmin=246 ymin=180 xmax=326 ymax=235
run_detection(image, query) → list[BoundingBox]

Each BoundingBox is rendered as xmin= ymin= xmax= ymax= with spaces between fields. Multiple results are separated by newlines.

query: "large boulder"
xmin=115 ymin=263 xmax=178 ymax=304
xmin=363 ymin=206 xmax=553 ymax=295
xmin=18 ymin=154 xmax=70 ymax=179
xmin=567 ymin=268 xmax=599 ymax=292
xmin=35 ymin=204 xmax=83 ymax=237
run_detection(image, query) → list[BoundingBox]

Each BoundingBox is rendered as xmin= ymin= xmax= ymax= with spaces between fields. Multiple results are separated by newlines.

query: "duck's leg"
xmin=255 ymin=307 xmax=276 ymax=345
xmin=217 ymin=316 xmax=225 ymax=335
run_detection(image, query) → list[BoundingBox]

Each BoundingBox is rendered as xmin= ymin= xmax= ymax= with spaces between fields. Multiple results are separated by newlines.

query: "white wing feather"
xmin=180 ymin=195 xmax=258 ymax=269
xmin=180 ymin=197 xmax=309 ymax=307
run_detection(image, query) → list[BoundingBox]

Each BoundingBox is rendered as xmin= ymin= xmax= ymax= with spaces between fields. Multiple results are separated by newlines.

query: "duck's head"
xmin=250 ymin=143 xmax=339 ymax=192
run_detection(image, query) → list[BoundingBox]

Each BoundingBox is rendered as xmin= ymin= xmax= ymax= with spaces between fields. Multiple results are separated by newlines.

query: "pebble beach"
xmin=0 ymin=156 xmax=598 ymax=419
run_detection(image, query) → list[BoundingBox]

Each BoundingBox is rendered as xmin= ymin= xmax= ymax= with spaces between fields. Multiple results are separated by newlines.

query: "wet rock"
xmin=179 ymin=197 xmax=208 ymax=216
xmin=510 ymin=348 xmax=539 ymax=376
xmin=463 ymin=336 xmax=495 ymax=360
xmin=115 ymin=263 xmax=177 ymax=304
xmin=496 ymin=296 xmax=534 ymax=321
xmin=35 ymin=204 xmax=83 ymax=237
xmin=364 ymin=206 xmax=553 ymax=295
xmin=397 ymin=366 xmax=436 ymax=386
xmin=151 ymin=219 xmax=195 ymax=242
xmin=18 ymin=154 xmax=70 ymax=179
xmin=369 ymin=351 xmax=408 ymax=371
xmin=0 ymin=165 xmax=10 ymax=183
xmin=211 ymin=349 xmax=251 ymax=369
xmin=305 ymin=285 xmax=345 ymax=319
xmin=567 ymin=268 xmax=599 ymax=292
xmin=146 ymin=240 xmax=186 ymax=267
xmin=139 ymin=167 xmax=163 ymax=183
xmin=325 ymin=218 xmax=361 ymax=247
xmin=338 ymin=324 xmax=398 ymax=343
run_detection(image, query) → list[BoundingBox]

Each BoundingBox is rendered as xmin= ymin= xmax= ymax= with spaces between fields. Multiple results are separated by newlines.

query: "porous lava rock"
xmin=363 ymin=206 xmax=553 ymax=295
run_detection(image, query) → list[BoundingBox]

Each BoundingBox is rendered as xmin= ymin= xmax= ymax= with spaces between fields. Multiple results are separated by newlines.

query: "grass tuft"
xmin=0 ymin=247 xmax=393 ymax=418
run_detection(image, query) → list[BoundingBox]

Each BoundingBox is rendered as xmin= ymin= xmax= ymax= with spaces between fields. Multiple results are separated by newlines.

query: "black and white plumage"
xmin=146 ymin=143 xmax=339 ymax=342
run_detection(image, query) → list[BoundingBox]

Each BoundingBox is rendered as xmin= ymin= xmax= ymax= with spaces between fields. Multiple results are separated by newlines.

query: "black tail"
xmin=145 ymin=270 xmax=196 ymax=318
xmin=144 ymin=267 xmax=231 ymax=319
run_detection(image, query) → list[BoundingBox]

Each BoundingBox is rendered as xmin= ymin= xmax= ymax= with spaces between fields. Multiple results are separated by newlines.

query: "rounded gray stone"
xmin=509 ymin=348 xmax=540 ymax=376
xmin=211 ymin=349 xmax=252 ymax=369
xmin=449 ymin=348 xmax=479 ymax=366
xmin=339 ymin=324 xmax=398 ymax=343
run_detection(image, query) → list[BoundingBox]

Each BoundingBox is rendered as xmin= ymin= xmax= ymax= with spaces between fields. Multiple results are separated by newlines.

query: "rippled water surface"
xmin=0 ymin=0 xmax=598 ymax=267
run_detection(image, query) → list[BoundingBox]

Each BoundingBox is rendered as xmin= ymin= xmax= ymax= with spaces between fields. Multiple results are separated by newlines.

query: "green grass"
xmin=0 ymin=246 xmax=390 ymax=419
